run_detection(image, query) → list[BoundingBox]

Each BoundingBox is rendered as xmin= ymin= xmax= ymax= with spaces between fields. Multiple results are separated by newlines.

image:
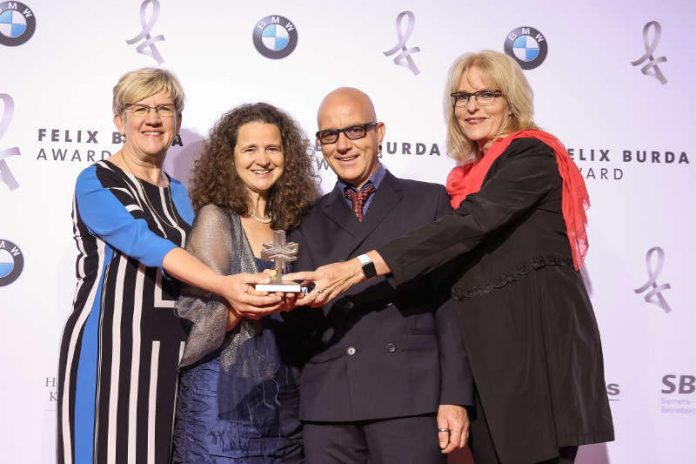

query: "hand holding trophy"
xmin=255 ymin=230 xmax=302 ymax=293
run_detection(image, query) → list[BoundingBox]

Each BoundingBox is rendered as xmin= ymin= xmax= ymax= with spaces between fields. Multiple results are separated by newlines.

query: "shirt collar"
xmin=338 ymin=162 xmax=387 ymax=192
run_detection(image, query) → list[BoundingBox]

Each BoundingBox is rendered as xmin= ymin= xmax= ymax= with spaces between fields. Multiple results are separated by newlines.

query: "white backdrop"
xmin=1 ymin=0 xmax=694 ymax=462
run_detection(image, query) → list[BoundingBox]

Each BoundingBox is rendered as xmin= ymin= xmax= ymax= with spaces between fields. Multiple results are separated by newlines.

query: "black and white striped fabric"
xmin=57 ymin=160 xmax=194 ymax=464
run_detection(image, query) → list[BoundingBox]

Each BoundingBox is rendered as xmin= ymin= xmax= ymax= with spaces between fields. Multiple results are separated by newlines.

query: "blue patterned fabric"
xmin=172 ymin=259 xmax=303 ymax=463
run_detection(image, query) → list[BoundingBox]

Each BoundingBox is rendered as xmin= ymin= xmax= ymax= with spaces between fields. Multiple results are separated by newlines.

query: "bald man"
xmin=288 ymin=88 xmax=473 ymax=463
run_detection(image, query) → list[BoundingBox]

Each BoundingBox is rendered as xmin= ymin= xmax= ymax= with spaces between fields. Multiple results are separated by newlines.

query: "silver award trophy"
xmin=255 ymin=230 xmax=302 ymax=292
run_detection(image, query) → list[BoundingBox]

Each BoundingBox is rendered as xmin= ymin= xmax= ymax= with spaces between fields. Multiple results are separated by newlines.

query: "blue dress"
xmin=59 ymin=161 xmax=193 ymax=464
xmin=172 ymin=258 xmax=303 ymax=463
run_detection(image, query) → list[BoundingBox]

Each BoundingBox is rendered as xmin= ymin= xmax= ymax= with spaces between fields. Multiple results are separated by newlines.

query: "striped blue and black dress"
xmin=57 ymin=159 xmax=193 ymax=464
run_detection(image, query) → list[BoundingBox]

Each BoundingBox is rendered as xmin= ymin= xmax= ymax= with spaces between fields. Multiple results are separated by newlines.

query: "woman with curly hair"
xmin=58 ymin=69 xmax=282 ymax=464
xmin=172 ymin=102 xmax=318 ymax=463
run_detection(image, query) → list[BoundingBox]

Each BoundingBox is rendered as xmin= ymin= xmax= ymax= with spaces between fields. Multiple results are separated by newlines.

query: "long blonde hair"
xmin=444 ymin=50 xmax=537 ymax=163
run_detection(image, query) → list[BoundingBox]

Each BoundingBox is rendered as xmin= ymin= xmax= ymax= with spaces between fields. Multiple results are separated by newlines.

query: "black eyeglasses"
xmin=316 ymin=122 xmax=378 ymax=145
xmin=450 ymin=90 xmax=502 ymax=108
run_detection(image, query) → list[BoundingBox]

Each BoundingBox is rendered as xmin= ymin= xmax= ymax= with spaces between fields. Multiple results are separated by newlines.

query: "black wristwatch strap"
xmin=357 ymin=254 xmax=377 ymax=279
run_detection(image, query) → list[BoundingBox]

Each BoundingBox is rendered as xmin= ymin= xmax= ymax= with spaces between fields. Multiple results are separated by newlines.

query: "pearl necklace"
xmin=249 ymin=211 xmax=272 ymax=224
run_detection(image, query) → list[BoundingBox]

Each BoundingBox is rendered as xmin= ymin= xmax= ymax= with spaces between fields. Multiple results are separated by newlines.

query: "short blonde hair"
xmin=444 ymin=50 xmax=537 ymax=163
xmin=112 ymin=67 xmax=185 ymax=115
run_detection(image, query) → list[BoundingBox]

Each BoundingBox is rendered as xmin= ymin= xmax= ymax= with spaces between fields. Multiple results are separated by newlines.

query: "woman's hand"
xmin=259 ymin=269 xmax=299 ymax=313
xmin=218 ymin=273 xmax=284 ymax=319
xmin=286 ymin=259 xmax=364 ymax=308
xmin=225 ymin=289 xmax=297 ymax=330
xmin=226 ymin=307 xmax=242 ymax=331
xmin=285 ymin=251 xmax=390 ymax=308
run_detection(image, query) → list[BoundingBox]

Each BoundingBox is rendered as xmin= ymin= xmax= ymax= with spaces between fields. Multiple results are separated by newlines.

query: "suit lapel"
xmin=318 ymin=173 xmax=404 ymax=260
xmin=321 ymin=184 xmax=359 ymax=238
xmin=346 ymin=172 xmax=403 ymax=257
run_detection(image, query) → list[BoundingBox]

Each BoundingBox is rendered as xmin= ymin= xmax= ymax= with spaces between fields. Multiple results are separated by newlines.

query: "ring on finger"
xmin=437 ymin=427 xmax=450 ymax=433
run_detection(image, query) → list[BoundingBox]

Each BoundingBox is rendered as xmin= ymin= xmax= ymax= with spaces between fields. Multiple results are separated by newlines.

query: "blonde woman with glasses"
xmin=57 ymin=68 xmax=279 ymax=464
xmin=289 ymin=51 xmax=615 ymax=464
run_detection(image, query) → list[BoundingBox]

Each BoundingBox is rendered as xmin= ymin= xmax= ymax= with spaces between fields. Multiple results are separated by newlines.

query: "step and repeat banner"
xmin=1 ymin=0 xmax=694 ymax=462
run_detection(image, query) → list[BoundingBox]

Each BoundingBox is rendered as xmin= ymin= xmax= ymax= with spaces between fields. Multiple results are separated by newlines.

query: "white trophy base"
xmin=255 ymin=282 xmax=303 ymax=293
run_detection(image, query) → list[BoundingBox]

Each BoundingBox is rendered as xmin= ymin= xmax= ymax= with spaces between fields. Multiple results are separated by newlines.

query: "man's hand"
xmin=437 ymin=404 xmax=469 ymax=453
xmin=285 ymin=259 xmax=363 ymax=307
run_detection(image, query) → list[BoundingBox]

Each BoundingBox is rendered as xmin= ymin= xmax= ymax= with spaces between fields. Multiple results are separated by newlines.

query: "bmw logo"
xmin=252 ymin=15 xmax=298 ymax=59
xmin=0 ymin=239 xmax=23 ymax=286
xmin=0 ymin=1 xmax=36 ymax=47
xmin=504 ymin=26 xmax=548 ymax=70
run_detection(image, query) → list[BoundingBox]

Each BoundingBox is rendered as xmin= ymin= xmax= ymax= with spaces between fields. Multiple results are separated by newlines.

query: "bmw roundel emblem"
xmin=253 ymin=15 xmax=298 ymax=59
xmin=0 ymin=1 xmax=36 ymax=47
xmin=0 ymin=239 xmax=23 ymax=286
xmin=504 ymin=26 xmax=548 ymax=70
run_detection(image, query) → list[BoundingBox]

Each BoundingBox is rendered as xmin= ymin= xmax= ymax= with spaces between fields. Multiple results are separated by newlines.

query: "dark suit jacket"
xmin=288 ymin=171 xmax=473 ymax=422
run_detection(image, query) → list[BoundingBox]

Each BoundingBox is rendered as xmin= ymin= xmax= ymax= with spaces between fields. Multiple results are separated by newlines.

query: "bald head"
xmin=315 ymin=87 xmax=385 ymax=188
xmin=317 ymin=87 xmax=377 ymax=126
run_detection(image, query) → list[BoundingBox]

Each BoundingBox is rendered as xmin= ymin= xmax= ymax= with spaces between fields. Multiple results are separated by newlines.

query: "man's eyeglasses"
xmin=316 ymin=122 xmax=378 ymax=145
xmin=124 ymin=103 xmax=177 ymax=118
xmin=450 ymin=90 xmax=502 ymax=108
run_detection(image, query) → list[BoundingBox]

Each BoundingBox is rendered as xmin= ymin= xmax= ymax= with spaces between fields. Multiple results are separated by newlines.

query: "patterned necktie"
xmin=344 ymin=183 xmax=376 ymax=222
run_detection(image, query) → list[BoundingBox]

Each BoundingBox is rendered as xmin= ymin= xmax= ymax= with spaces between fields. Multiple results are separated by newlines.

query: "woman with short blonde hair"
xmin=57 ymin=68 xmax=280 ymax=464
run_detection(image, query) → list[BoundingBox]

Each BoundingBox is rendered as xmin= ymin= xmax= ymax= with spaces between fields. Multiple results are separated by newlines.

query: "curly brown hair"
xmin=189 ymin=103 xmax=319 ymax=230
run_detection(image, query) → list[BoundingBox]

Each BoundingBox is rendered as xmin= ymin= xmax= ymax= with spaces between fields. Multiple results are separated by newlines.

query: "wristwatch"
xmin=357 ymin=254 xmax=377 ymax=279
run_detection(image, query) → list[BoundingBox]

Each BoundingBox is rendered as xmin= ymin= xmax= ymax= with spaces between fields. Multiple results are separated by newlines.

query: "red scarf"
xmin=445 ymin=129 xmax=590 ymax=270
